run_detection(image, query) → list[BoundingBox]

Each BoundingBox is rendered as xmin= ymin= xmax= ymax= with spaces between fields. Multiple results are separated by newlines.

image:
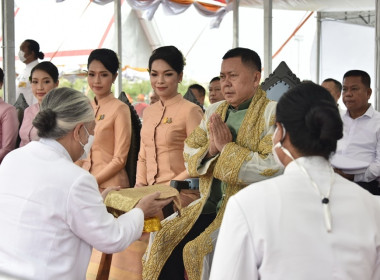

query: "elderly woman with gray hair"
xmin=0 ymin=87 xmax=172 ymax=280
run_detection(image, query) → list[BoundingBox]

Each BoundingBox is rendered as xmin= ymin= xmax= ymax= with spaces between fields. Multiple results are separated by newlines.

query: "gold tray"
xmin=105 ymin=184 xmax=179 ymax=218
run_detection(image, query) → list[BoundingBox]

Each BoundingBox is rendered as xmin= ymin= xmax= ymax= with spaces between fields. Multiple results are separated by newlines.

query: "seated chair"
xmin=96 ymin=91 xmax=142 ymax=280
xmin=260 ymin=61 xmax=301 ymax=101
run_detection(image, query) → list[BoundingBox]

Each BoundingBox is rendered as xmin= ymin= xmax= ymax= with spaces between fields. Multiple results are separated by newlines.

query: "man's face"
xmin=342 ymin=76 xmax=371 ymax=115
xmin=208 ymin=80 xmax=224 ymax=104
xmin=321 ymin=81 xmax=340 ymax=103
xmin=220 ymin=57 xmax=260 ymax=108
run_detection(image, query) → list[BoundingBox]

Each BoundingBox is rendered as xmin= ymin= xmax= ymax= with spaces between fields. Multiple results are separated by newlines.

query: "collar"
xmin=39 ymin=138 xmax=73 ymax=162
xmin=25 ymin=59 xmax=39 ymax=69
xmin=345 ymin=104 xmax=374 ymax=119
xmin=228 ymin=97 xmax=253 ymax=112
xmin=93 ymin=93 xmax=115 ymax=107
xmin=158 ymin=93 xmax=182 ymax=107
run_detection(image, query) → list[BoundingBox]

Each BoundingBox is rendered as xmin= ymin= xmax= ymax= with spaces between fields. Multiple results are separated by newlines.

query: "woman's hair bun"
xmin=305 ymin=102 xmax=343 ymax=142
xmin=33 ymin=108 xmax=57 ymax=138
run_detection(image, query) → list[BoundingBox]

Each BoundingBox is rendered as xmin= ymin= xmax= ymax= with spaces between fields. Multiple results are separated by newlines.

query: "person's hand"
xmin=334 ymin=168 xmax=355 ymax=181
xmin=207 ymin=122 xmax=218 ymax=158
xmin=210 ymin=113 xmax=232 ymax=152
xmin=135 ymin=192 xmax=173 ymax=218
xmin=101 ymin=186 xmax=121 ymax=201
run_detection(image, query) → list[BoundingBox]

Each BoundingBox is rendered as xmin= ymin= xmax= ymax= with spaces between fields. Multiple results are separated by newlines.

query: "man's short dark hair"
xmin=222 ymin=47 xmax=261 ymax=72
xmin=189 ymin=84 xmax=206 ymax=97
xmin=323 ymin=78 xmax=342 ymax=92
xmin=209 ymin=76 xmax=220 ymax=83
xmin=343 ymin=70 xmax=371 ymax=88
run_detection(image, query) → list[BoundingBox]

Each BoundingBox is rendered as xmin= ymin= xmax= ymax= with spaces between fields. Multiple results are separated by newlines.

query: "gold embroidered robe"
xmin=142 ymin=88 xmax=282 ymax=280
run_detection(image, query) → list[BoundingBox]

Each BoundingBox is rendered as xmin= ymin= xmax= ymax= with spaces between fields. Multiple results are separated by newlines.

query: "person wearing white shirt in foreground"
xmin=332 ymin=70 xmax=380 ymax=195
xmin=0 ymin=87 xmax=172 ymax=280
xmin=210 ymin=82 xmax=380 ymax=280
xmin=15 ymin=39 xmax=44 ymax=106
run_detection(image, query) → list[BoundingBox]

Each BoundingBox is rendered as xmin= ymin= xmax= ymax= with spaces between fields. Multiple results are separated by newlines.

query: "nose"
xmin=343 ymin=89 xmax=352 ymax=97
xmin=157 ymin=75 xmax=164 ymax=84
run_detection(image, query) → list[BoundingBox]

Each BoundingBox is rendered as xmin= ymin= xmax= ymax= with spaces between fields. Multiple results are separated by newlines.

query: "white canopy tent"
xmin=1 ymin=0 xmax=379 ymax=108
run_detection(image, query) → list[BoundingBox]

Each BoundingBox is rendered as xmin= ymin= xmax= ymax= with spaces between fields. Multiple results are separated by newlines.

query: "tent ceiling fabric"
xmin=238 ymin=0 xmax=375 ymax=11
xmin=62 ymin=0 xmax=375 ymax=12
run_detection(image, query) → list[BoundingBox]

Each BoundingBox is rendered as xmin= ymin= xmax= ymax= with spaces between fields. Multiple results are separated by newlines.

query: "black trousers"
xmin=357 ymin=180 xmax=380 ymax=195
xmin=158 ymin=213 xmax=216 ymax=280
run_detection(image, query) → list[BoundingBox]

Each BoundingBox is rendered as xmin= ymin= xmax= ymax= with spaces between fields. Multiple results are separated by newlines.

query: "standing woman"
xmin=136 ymin=46 xmax=203 ymax=187
xmin=83 ymin=48 xmax=131 ymax=190
xmin=19 ymin=61 xmax=59 ymax=147
xmin=16 ymin=39 xmax=45 ymax=106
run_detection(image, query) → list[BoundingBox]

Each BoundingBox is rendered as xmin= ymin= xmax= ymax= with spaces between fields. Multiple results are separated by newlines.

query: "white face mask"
xmin=79 ymin=126 xmax=94 ymax=160
xmin=18 ymin=50 xmax=27 ymax=63
xmin=271 ymin=124 xmax=294 ymax=167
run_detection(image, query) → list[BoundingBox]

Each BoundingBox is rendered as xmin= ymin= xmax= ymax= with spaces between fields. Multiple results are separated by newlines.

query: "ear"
xmin=112 ymin=72 xmax=118 ymax=83
xmin=178 ymin=72 xmax=183 ymax=83
xmin=73 ymin=123 xmax=83 ymax=141
xmin=366 ymin=87 xmax=372 ymax=99
xmin=253 ymin=71 xmax=261 ymax=87
xmin=275 ymin=122 xmax=287 ymax=142
xmin=55 ymin=80 xmax=60 ymax=88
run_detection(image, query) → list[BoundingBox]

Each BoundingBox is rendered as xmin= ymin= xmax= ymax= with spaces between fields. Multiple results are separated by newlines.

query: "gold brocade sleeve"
xmin=184 ymin=126 xmax=210 ymax=177
xmin=213 ymin=142 xmax=251 ymax=185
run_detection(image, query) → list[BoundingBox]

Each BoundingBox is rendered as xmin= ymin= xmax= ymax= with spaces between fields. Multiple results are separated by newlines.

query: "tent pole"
xmin=114 ymin=0 xmax=122 ymax=97
xmin=375 ymin=0 xmax=380 ymax=110
xmin=2 ymin=0 xmax=16 ymax=104
xmin=233 ymin=0 xmax=239 ymax=48
xmin=316 ymin=12 xmax=321 ymax=84
xmin=263 ymin=0 xmax=272 ymax=79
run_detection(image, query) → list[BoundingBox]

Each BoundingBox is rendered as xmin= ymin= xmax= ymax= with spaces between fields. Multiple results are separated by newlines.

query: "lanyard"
xmin=280 ymin=146 xmax=334 ymax=233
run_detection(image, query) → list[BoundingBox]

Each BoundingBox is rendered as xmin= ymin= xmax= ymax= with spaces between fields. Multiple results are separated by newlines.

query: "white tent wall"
xmin=316 ymin=20 xmax=375 ymax=107
xmin=1 ymin=0 xmax=379 ymax=106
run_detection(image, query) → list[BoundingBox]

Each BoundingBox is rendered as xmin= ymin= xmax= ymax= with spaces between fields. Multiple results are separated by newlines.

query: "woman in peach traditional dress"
xmin=135 ymin=45 xmax=203 ymax=188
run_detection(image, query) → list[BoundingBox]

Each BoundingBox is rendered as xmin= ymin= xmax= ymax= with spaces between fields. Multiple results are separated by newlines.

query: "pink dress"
xmin=19 ymin=103 xmax=39 ymax=147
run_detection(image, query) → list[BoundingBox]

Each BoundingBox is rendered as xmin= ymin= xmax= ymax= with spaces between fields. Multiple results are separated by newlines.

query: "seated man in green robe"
xmin=143 ymin=47 xmax=283 ymax=280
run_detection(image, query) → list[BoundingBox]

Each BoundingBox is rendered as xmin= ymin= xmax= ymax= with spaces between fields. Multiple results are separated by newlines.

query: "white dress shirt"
xmin=0 ymin=139 xmax=144 ymax=280
xmin=210 ymin=156 xmax=380 ymax=280
xmin=15 ymin=60 xmax=39 ymax=106
xmin=333 ymin=105 xmax=380 ymax=182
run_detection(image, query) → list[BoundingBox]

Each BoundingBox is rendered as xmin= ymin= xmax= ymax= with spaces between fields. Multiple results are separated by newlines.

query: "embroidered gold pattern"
xmin=269 ymin=113 xmax=276 ymax=126
xmin=260 ymin=168 xmax=280 ymax=177
xmin=185 ymin=127 xmax=208 ymax=149
xmin=143 ymin=88 xmax=274 ymax=280
xmin=213 ymin=143 xmax=251 ymax=185
xmin=142 ymin=167 xmax=215 ymax=280
xmin=258 ymin=134 xmax=274 ymax=157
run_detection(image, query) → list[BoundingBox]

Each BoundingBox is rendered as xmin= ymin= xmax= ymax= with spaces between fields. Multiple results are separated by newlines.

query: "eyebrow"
xmin=32 ymin=77 xmax=52 ymax=80
xmin=150 ymin=69 xmax=174 ymax=73
xmin=88 ymin=70 xmax=109 ymax=73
